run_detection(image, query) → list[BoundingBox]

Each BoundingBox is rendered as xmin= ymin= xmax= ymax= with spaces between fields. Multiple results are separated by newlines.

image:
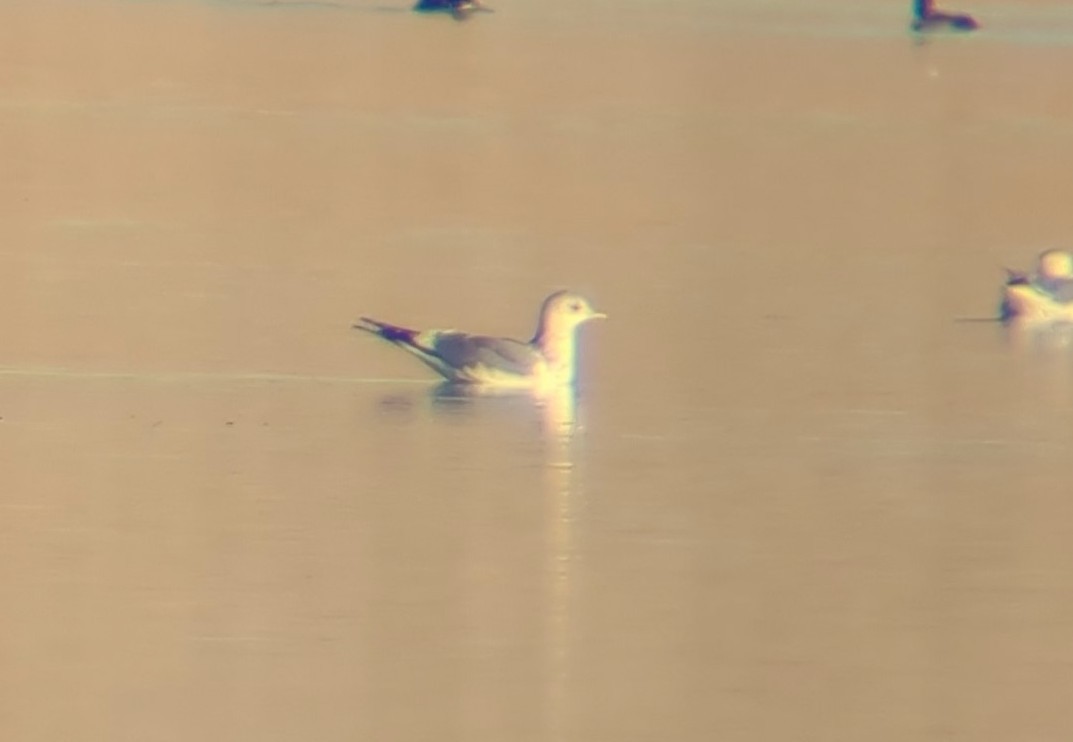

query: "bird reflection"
xmin=1004 ymin=320 xmax=1073 ymax=355
xmin=1003 ymin=322 xmax=1073 ymax=412
xmin=432 ymin=382 xmax=582 ymax=443
xmin=429 ymin=381 xmax=581 ymax=733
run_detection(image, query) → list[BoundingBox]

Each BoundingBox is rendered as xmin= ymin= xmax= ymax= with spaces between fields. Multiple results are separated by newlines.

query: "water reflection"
xmin=370 ymin=382 xmax=585 ymax=737
xmin=1005 ymin=320 xmax=1073 ymax=354
xmin=1004 ymin=321 xmax=1073 ymax=411
xmin=432 ymin=383 xmax=579 ymax=441
xmin=430 ymin=382 xmax=581 ymax=740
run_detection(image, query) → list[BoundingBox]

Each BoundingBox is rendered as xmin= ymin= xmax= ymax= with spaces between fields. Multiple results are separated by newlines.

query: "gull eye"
xmin=569 ymin=301 xmax=582 ymax=312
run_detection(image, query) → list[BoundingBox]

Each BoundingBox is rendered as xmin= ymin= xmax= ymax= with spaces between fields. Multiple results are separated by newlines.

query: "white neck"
xmin=533 ymin=325 xmax=578 ymax=382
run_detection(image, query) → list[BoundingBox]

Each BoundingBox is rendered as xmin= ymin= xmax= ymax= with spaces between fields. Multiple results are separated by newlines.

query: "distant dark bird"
xmin=911 ymin=0 xmax=978 ymax=31
xmin=414 ymin=0 xmax=493 ymax=20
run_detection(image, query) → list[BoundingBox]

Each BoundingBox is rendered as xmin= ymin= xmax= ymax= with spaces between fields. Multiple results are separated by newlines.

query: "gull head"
xmin=538 ymin=291 xmax=607 ymax=336
xmin=1038 ymin=249 xmax=1073 ymax=281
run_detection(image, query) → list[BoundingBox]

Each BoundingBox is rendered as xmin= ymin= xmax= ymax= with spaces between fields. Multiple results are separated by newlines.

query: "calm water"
xmin=4 ymin=1 xmax=1073 ymax=740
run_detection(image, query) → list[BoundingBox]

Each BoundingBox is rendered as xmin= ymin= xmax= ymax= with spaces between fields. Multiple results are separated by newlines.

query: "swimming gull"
xmin=1000 ymin=249 xmax=1073 ymax=322
xmin=353 ymin=290 xmax=606 ymax=388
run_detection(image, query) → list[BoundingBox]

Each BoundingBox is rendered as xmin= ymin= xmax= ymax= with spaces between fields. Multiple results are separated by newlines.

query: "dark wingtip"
xmin=998 ymin=298 xmax=1018 ymax=322
xmin=355 ymin=317 xmax=420 ymax=344
xmin=1004 ymin=268 xmax=1030 ymax=286
xmin=999 ymin=268 xmax=1028 ymax=321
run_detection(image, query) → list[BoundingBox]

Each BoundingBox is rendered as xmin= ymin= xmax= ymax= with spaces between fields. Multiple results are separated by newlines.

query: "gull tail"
xmin=354 ymin=317 xmax=455 ymax=381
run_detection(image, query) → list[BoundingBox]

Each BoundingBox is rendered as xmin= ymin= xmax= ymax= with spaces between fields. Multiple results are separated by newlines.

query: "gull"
xmin=353 ymin=290 xmax=606 ymax=388
xmin=1000 ymin=249 xmax=1073 ymax=323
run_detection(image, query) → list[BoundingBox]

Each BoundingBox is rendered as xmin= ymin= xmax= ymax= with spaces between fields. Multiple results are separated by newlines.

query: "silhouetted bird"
xmin=911 ymin=0 xmax=978 ymax=31
xmin=414 ymin=0 xmax=492 ymax=20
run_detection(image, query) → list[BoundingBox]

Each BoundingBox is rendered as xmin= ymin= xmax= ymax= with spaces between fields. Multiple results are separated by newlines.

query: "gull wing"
xmin=355 ymin=317 xmax=540 ymax=382
xmin=429 ymin=333 xmax=541 ymax=379
xmin=1037 ymin=277 xmax=1073 ymax=304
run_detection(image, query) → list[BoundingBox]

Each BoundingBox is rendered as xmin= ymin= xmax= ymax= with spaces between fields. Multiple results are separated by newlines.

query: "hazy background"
xmin=4 ymin=1 xmax=1073 ymax=740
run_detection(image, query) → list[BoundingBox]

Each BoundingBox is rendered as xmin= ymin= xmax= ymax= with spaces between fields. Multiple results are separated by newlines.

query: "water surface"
xmin=4 ymin=1 xmax=1073 ymax=740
